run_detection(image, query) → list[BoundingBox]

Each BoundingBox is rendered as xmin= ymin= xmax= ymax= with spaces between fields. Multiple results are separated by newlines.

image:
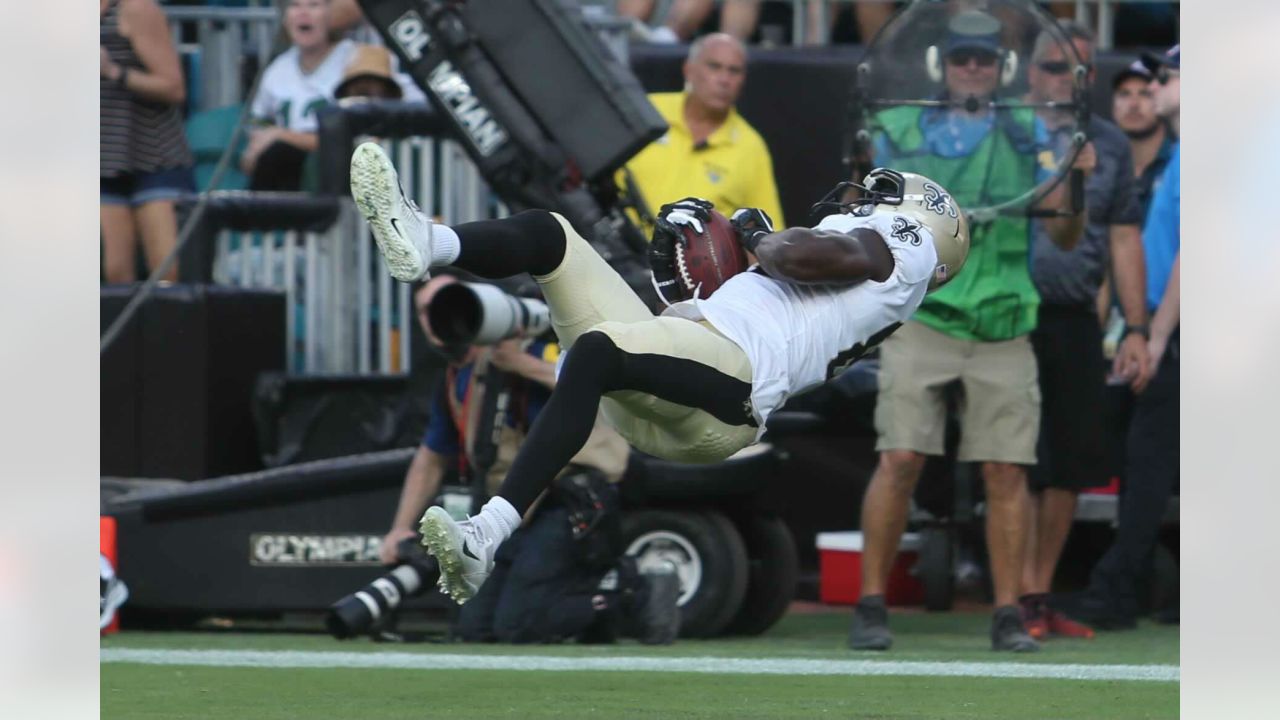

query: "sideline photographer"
xmin=378 ymin=273 xmax=679 ymax=645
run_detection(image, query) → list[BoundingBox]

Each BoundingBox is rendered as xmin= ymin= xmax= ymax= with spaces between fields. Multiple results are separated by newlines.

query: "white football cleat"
xmin=350 ymin=141 xmax=436 ymax=282
xmin=418 ymin=506 xmax=497 ymax=605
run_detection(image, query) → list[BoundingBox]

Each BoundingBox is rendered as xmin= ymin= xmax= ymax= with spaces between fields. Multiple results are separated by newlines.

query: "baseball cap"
xmin=1111 ymin=59 xmax=1153 ymax=91
xmin=944 ymin=10 xmax=1003 ymax=57
xmin=1140 ymin=44 xmax=1180 ymax=73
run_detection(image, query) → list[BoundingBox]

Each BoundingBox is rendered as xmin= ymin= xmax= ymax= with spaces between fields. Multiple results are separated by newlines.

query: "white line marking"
xmin=101 ymin=648 xmax=1178 ymax=683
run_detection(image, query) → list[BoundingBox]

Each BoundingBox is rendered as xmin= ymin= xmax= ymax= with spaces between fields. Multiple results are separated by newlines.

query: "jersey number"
xmin=277 ymin=98 xmax=329 ymax=129
xmin=825 ymin=322 xmax=902 ymax=379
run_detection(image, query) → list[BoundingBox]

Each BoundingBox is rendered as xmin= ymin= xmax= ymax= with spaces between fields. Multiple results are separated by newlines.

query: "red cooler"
xmin=817 ymin=531 xmax=924 ymax=606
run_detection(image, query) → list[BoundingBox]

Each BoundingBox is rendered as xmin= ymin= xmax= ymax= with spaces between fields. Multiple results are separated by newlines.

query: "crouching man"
xmin=380 ymin=275 xmax=680 ymax=644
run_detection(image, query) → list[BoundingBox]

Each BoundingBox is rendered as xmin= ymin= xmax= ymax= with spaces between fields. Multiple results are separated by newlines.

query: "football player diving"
xmin=349 ymin=142 xmax=969 ymax=603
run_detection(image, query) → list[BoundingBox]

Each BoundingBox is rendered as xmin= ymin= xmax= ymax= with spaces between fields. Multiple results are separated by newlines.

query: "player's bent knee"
xmin=556 ymin=330 xmax=625 ymax=394
xmin=505 ymin=209 xmax=564 ymax=237
xmin=565 ymin=329 xmax=621 ymax=365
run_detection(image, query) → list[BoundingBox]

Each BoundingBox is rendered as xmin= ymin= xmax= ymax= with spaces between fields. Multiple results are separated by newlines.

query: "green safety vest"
xmin=872 ymin=106 xmax=1041 ymax=341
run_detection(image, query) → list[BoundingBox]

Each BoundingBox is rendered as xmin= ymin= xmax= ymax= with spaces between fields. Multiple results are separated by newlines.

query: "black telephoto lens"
xmin=325 ymin=564 xmax=425 ymax=639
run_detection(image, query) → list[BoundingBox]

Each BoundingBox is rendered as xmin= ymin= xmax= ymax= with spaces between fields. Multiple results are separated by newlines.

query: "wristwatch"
xmin=1123 ymin=324 xmax=1150 ymax=339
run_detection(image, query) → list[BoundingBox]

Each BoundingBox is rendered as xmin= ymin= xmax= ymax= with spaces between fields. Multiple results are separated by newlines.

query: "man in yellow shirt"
xmin=621 ymin=33 xmax=784 ymax=233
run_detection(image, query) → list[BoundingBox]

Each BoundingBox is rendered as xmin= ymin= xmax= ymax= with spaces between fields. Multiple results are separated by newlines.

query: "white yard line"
xmin=101 ymin=648 xmax=1179 ymax=683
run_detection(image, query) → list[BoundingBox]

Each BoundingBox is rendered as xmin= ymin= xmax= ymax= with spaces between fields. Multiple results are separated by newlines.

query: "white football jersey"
xmin=251 ymin=40 xmax=425 ymax=132
xmin=662 ymin=211 xmax=936 ymax=434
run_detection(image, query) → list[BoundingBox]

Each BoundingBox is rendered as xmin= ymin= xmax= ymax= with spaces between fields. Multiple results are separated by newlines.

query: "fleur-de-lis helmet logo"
xmin=923 ymin=182 xmax=957 ymax=219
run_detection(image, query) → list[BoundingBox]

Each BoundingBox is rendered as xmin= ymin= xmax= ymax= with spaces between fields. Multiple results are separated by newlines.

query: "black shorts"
xmin=1029 ymin=304 xmax=1110 ymax=492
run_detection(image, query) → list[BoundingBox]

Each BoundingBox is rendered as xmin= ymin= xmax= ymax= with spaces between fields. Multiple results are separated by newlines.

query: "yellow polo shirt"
xmin=620 ymin=92 xmax=784 ymax=236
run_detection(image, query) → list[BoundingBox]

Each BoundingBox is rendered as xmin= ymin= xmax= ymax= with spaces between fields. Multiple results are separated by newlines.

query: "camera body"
xmin=554 ymin=465 xmax=622 ymax=570
xmin=428 ymin=282 xmax=552 ymax=347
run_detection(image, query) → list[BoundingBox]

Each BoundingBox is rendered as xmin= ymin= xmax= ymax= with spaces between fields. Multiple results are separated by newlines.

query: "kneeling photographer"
xmin=360 ymin=273 xmax=679 ymax=645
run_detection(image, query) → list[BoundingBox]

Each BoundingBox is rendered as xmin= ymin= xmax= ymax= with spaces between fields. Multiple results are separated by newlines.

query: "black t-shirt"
xmin=1031 ymin=115 xmax=1143 ymax=306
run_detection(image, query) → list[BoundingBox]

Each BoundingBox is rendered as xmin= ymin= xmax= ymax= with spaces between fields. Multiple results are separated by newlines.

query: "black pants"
xmin=249 ymin=141 xmax=308 ymax=191
xmin=1030 ymin=304 xmax=1110 ymax=491
xmin=454 ymin=489 xmax=619 ymax=643
xmin=1087 ymin=330 xmax=1179 ymax=616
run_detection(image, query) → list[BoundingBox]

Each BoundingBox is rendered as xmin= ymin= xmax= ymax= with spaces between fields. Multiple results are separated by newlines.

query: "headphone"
xmin=925 ymin=45 xmax=1019 ymax=87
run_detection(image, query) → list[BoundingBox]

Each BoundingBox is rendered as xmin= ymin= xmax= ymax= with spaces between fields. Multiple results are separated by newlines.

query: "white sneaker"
xmin=419 ymin=506 xmax=497 ymax=604
xmin=350 ymin=141 xmax=435 ymax=282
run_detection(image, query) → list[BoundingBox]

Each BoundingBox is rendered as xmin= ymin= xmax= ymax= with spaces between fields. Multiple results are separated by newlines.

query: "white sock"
xmin=476 ymin=496 xmax=521 ymax=541
xmin=431 ymin=223 xmax=461 ymax=266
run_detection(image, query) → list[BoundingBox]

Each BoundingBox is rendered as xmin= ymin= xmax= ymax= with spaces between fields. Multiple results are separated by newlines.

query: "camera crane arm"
xmin=357 ymin=0 xmax=665 ymax=287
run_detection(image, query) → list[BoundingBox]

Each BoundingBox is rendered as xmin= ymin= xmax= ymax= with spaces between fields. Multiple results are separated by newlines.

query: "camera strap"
xmin=467 ymin=360 xmax=509 ymax=510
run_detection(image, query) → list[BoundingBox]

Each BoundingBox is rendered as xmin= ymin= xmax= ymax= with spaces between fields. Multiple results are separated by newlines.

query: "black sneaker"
xmin=631 ymin=562 xmax=680 ymax=645
xmin=848 ymin=596 xmax=893 ymax=651
xmin=991 ymin=605 xmax=1041 ymax=652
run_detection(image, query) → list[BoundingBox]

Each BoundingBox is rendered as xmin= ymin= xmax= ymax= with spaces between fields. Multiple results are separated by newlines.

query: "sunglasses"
xmin=1037 ymin=61 xmax=1091 ymax=75
xmin=1155 ymin=67 xmax=1178 ymax=85
xmin=947 ymin=49 xmax=999 ymax=67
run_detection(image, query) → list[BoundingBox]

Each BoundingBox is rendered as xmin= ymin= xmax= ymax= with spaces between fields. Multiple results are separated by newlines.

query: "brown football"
xmin=674 ymin=209 xmax=749 ymax=300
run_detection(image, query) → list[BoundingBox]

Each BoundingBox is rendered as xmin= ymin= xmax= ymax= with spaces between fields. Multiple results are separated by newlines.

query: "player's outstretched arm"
xmin=754 ymin=228 xmax=894 ymax=285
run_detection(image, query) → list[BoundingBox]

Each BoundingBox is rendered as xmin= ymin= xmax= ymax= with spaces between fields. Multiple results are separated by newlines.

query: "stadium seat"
xmin=186 ymin=104 xmax=250 ymax=192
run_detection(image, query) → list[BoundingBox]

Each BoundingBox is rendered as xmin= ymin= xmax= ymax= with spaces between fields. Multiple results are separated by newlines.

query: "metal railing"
xmin=165 ymin=3 xmax=634 ymax=111
xmin=166 ymin=5 xmax=280 ymax=111
xmin=211 ymin=136 xmax=498 ymax=375
xmin=614 ymin=0 xmax=1176 ymax=51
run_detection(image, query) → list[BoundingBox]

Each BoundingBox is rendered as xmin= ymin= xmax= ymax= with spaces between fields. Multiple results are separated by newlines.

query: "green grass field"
xmin=101 ymin=611 xmax=1179 ymax=719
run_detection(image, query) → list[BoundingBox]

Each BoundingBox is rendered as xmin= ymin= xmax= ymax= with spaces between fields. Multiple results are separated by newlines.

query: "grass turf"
xmin=101 ymin=611 xmax=1178 ymax=719
xmin=102 ymin=666 xmax=1177 ymax=720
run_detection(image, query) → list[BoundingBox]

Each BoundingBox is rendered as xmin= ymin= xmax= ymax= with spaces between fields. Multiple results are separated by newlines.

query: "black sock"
xmin=497 ymin=329 xmax=757 ymax=514
xmin=454 ymin=210 xmax=566 ymax=278
xmin=496 ymin=331 xmax=623 ymax=514
xmin=1020 ymin=592 xmax=1049 ymax=607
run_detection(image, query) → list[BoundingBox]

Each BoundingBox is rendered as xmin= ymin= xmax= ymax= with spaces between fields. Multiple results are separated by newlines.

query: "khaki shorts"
xmin=874 ymin=320 xmax=1040 ymax=464
xmin=535 ymin=214 xmax=757 ymax=463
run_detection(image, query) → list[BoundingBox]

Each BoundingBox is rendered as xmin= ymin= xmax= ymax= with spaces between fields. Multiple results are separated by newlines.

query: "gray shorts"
xmin=874 ymin=320 xmax=1041 ymax=464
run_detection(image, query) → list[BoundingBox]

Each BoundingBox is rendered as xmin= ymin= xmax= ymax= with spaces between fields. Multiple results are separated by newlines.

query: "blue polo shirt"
xmin=1142 ymin=143 xmax=1179 ymax=311
xmin=1136 ymin=134 xmax=1176 ymax=220
xmin=423 ymin=341 xmax=555 ymax=456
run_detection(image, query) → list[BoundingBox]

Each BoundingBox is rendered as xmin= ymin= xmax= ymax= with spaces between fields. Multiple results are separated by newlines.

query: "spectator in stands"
xmin=327 ymin=0 xmax=366 ymax=34
xmin=379 ymin=275 xmax=679 ymax=645
xmin=619 ymin=0 xmax=762 ymax=44
xmin=620 ymin=33 xmax=784 ymax=235
xmin=1019 ymin=22 xmax=1150 ymax=641
xmin=802 ymin=0 xmax=896 ymax=46
xmin=1062 ymin=45 xmax=1179 ymax=629
xmin=1111 ymin=61 xmax=1176 ymax=218
xmin=334 ymin=45 xmax=404 ymax=103
xmin=328 ymin=0 xmax=388 ymax=46
xmin=848 ymin=9 xmax=1085 ymax=654
xmin=100 ymin=0 xmax=194 ymax=284
xmin=244 ymin=0 xmax=422 ymax=191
